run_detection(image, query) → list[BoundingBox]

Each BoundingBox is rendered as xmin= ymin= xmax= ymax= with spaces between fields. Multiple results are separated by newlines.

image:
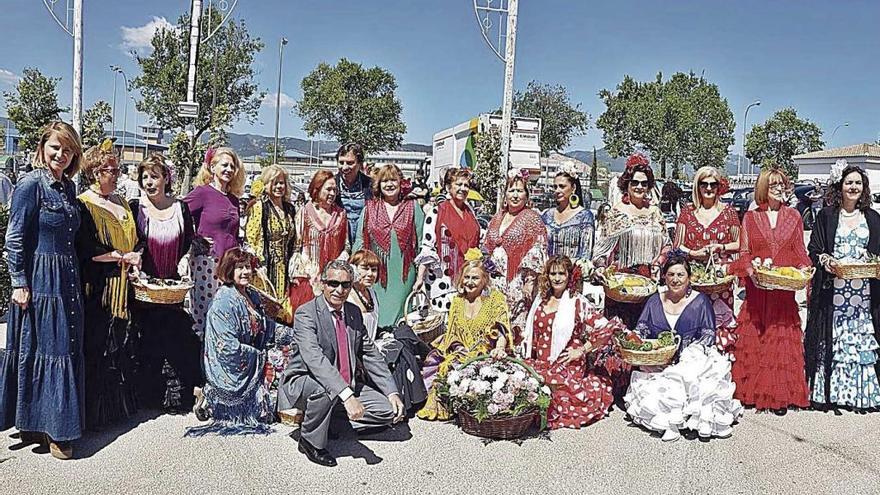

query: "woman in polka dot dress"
xmin=522 ymin=256 xmax=626 ymax=429
xmin=184 ymin=148 xmax=245 ymax=337
xmin=805 ymin=163 xmax=880 ymax=411
xmin=414 ymin=168 xmax=480 ymax=315
xmin=674 ymin=166 xmax=741 ymax=353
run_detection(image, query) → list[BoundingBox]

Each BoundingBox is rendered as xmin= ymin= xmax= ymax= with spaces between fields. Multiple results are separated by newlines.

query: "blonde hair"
xmin=754 ymin=167 xmax=791 ymax=206
xmin=31 ymin=121 xmax=83 ymax=179
xmin=194 ymin=147 xmax=245 ymax=197
xmin=260 ymin=164 xmax=290 ymax=201
xmin=370 ymin=163 xmax=403 ymax=198
xmin=81 ymin=144 xmax=120 ymax=185
xmin=454 ymin=260 xmax=490 ymax=294
xmin=691 ymin=166 xmax=723 ymax=210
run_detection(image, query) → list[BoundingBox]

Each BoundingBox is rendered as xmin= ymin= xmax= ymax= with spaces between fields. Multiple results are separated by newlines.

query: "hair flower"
xmin=829 ymin=159 xmax=848 ymax=185
xmin=99 ymin=138 xmax=113 ymax=152
xmin=625 ymin=153 xmax=650 ymax=169
xmin=204 ymin=147 xmax=216 ymax=168
xmin=464 ymin=248 xmax=483 ymax=262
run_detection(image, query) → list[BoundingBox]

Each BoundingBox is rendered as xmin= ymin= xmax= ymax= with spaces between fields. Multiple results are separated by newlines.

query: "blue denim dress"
xmin=0 ymin=170 xmax=84 ymax=442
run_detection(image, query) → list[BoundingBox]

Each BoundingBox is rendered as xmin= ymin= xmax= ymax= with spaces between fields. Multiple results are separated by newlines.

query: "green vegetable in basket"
xmin=656 ymin=331 xmax=675 ymax=348
xmin=638 ymin=342 xmax=653 ymax=351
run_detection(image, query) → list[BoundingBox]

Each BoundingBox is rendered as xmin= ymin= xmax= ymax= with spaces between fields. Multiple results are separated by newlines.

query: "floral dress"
xmin=675 ymin=204 xmax=741 ymax=351
xmin=245 ymin=199 xmax=296 ymax=299
xmin=810 ymin=217 xmax=880 ymax=408
xmin=526 ymin=303 xmax=620 ymax=429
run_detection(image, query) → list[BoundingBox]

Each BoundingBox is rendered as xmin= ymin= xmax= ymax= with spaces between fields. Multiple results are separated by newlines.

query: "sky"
xmin=0 ymin=0 xmax=878 ymax=153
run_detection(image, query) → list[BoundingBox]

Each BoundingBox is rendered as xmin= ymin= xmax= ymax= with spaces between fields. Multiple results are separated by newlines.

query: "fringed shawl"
xmin=361 ymin=198 xmax=417 ymax=288
xmin=485 ymin=208 xmax=547 ymax=282
xmin=301 ymin=202 xmax=347 ymax=271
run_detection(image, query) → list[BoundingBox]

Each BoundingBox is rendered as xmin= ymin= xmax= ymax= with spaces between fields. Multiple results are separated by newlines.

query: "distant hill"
xmin=224 ymin=132 xmax=431 ymax=158
xmin=564 ymin=148 xmax=751 ymax=177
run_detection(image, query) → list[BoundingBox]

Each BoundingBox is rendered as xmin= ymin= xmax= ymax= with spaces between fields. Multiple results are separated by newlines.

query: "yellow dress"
xmin=417 ymin=289 xmax=511 ymax=420
xmin=245 ymin=199 xmax=296 ymax=299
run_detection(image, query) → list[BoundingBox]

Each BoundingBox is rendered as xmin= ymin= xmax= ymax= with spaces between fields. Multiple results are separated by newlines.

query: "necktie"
xmin=333 ymin=310 xmax=352 ymax=384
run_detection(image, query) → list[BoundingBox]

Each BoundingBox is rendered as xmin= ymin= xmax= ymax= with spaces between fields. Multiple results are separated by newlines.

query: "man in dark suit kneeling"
xmin=278 ymin=260 xmax=404 ymax=467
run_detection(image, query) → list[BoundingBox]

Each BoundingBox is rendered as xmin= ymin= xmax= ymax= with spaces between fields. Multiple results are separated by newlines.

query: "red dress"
xmin=729 ymin=206 xmax=810 ymax=409
xmin=527 ymin=304 xmax=619 ymax=429
xmin=675 ymin=204 xmax=741 ymax=351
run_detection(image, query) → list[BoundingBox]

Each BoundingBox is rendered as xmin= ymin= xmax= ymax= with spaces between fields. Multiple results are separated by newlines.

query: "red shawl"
xmin=302 ymin=202 xmax=347 ymax=271
xmin=436 ymin=200 xmax=480 ymax=263
xmin=362 ymin=198 xmax=417 ymax=288
xmin=484 ymin=209 xmax=547 ymax=281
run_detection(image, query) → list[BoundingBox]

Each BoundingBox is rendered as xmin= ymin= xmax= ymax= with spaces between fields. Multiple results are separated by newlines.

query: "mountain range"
xmin=225 ymin=132 xmax=432 ymax=158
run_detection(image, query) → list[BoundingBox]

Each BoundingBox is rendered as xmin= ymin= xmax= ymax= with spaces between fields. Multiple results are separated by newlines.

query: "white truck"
xmin=430 ymin=114 xmax=541 ymax=186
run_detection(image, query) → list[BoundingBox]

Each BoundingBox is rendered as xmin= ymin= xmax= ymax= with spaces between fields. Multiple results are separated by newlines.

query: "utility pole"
xmin=274 ymin=37 xmax=289 ymax=165
xmin=738 ymin=100 xmax=760 ymax=178
xmin=42 ymin=0 xmax=84 ymax=134
xmin=110 ymin=67 xmax=117 ymax=138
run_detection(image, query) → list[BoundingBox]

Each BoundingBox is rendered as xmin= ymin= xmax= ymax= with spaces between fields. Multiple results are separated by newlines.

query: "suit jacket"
xmin=283 ymin=295 xmax=396 ymax=401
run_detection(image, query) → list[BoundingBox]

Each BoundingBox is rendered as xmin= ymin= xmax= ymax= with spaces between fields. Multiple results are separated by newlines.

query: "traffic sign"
xmin=178 ymin=101 xmax=200 ymax=119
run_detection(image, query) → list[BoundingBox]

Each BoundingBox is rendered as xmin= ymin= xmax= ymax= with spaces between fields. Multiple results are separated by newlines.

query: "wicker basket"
xmin=692 ymin=275 xmax=736 ymax=295
xmin=131 ymin=279 xmax=193 ymax=305
xmin=249 ymin=286 xmax=292 ymax=325
xmin=617 ymin=335 xmax=681 ymax=366
xmin=834 ymin=261 xmax=880 ymax=280
xmin=603 ymin=272 xmax=657 ymax=304
xmin=753 ymin=267 xmax=815 ymax=291
xmin=401 ymin=290 xmax=445 ymax=344
xmin=457 ymin=408 xmax=538 ymax=440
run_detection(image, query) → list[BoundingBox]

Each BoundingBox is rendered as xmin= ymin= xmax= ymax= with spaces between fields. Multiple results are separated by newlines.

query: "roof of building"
xmin=793 ymin=143 xmax=880 ymax=160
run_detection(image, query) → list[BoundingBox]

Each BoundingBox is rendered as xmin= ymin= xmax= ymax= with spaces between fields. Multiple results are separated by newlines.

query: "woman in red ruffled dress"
xmin=674 ymin=166 xmax=741 ymax=352
xmin=727 ymin=167 xmax=811 ymax=412
xmin=522 ymin=256 xmax=625 ymax=429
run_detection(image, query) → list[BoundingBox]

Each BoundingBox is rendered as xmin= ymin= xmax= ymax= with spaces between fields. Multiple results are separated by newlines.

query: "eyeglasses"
xmin=98 ymin=168 xmax=121 ymax=176
xmin=699 ymin=181 xmax=719 ymax=189
xmin=769 ymin=182 xmax=787 ymax=191
xmin=325 ymin=279 xmax=353 ymax=289
xmin=629 ymin=180 xmax=651 ymax=188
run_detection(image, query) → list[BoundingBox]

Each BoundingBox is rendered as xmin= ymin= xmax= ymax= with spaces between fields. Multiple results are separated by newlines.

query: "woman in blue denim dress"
xmin=0 ymin=122 xmax=84 ymax=459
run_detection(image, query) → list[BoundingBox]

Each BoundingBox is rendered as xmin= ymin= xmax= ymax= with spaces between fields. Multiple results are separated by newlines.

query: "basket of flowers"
xmin=129 ymin=272 xmax=194 ymax=305
xmin=439 ymin=356 xmax=551 ymax=439
xmin=833 ymin=254 xmax=880 ymax=280
xmin=751 ymin=258 xmax=814 ymax=291
xmin=601 ymin=267 xmax=657 ymax=303
xmin=615 ymin=330 xmax=680 ymax=366
xmin=690 ymin=256 xmax=735 ymax=295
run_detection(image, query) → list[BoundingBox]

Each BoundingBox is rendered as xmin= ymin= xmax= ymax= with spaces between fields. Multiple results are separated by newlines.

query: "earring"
xmin=569 ymin=194 xmax=580 ymax=209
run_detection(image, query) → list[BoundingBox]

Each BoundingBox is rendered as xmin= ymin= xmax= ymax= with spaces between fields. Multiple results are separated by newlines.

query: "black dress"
xmin=129 ymin=198 xmax=204 ymax=413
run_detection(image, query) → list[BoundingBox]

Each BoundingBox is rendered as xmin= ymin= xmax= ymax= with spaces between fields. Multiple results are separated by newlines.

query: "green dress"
xmin=354 ymin=200 xmax=425 ymax=329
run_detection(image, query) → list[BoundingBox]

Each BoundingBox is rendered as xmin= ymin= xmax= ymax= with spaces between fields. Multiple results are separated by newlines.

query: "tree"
xmin=2 ymin=68 xmax=67 ymax=153
xmin=295 ymin=58 xmax=406 ymax=153
xmin=472 ymin=126 xmax=503 ymax=214
xmin=80 ymin=100 xmax=112 ymax=148
xmin=0 ymin=126 xmax=5 ymax=153
xmin=745 ymin=108 xmax=824 ymax=179
xmin=510 ymin=81 xmax=589 ymax=156
xmin=589 ymin=146 xmax=599 ymax=189
xmin=597 ymin=72 xmax=734 ymax=179
xmin=258 ymin=142 xmax=285 ymax=168
xmin=132 ymin=10 xmax=264 ymax=191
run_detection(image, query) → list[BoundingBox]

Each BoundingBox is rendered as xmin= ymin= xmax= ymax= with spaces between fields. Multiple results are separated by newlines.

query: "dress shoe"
xmin=192 ymin=388 xmax=210 ymax=422
xmin=49 ymin=440 xmax=73 ymax=460
xmin=297 ymin=437 xmax=337 ymax=467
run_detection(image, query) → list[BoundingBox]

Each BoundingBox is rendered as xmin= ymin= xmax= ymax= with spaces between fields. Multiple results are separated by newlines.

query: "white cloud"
xmin=263 ymin=92 xmax=296 ymax=109
xmin=120 ymin=17 xmax=176 ymax=54
xmin=0 ymin=68 xmax=20 ymax=86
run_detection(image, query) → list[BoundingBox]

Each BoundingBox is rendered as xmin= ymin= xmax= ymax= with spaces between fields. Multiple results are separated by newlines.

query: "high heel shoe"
xmin=48 ymin=438 xmax=73 ymax=460
xmin=192 ymin=387 xmax=210 ymax=422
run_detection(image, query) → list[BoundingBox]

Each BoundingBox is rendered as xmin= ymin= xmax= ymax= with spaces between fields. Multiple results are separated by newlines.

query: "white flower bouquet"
xmin=439 ymin=356 xmax=551 ymax=436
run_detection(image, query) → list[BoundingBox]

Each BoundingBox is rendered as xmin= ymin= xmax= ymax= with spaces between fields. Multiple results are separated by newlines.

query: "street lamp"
xmin=131 ymin=96 xmax=139 ymax=163
xmin=831 ymin=122 xmax=850 ymax=147
xmin=110 ymin=66 xmax=118 ymax=138
xmin=111 ymin=66 xmax=129 ymax=160
xmin=738 ymin=100 xmax=760 ymax=177
xmin=273 ymin=37 xmax=289 ymax=165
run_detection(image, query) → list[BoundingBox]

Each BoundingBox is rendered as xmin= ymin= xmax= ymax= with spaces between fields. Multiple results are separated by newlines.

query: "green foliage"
xmin=167 ymin=131 xmax=205 ymax=195
xmin=744 ymin=108 xmax=824 ymax=179
xmin=472 ymin=127 xmax=503 ymax=214
xmin=132 ymin=11 xmax=264 ymax=189
xmin=590 ymin=147 xmax=599 ymax=189
xmin=258 ymin=142 xmax=285 ymax=168
xmin=511 ymin=81 xmax=590 ymax=156
xmin=2 ymin=68 xmax=67 ymax=153
xmin=295 ymin=58 xmax=406 ymax=153
xmin=597 ymin=72 xmax=735 ymax=179
xmin=81 ymin=100 xmax=112 ymax=148
xmin=0 ymin=205 xmax=11 ymax=305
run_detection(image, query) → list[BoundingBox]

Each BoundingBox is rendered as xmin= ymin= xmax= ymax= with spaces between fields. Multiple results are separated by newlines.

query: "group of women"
xmin=2 ymin=121 xmax=878 ymax=461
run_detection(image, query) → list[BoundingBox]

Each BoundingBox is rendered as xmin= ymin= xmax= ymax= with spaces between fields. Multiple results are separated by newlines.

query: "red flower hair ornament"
xmin=203 ymin=147 xmax=216 ymax=168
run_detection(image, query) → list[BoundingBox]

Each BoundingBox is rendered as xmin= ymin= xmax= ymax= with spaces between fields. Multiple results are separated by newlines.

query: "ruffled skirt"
xmin=625 ymin=345 xmax=743 ymax=438
xmin=529 ymin=359 xmax=613 ymax=429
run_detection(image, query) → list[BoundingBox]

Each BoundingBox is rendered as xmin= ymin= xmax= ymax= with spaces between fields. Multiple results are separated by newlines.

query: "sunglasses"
xmin=699 ymin=181 xmax=719 ymax=189
xmin=325 ymin=279 xmax=353 ymax=289
xmin=629 ymin=180 xmax=651 ymax=188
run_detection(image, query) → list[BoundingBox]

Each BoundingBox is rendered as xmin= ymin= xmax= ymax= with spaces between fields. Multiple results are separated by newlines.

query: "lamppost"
xmin=131 ymin=96 xmax=139 ymax=163
xmin=738 ymin=100 xmax=760 ymax=177
xmin=273 ymin=37 xmax=289 ymax=165
xmin=42 ymin=0 xmax=83 ymax=134
xmin=831 ymin=122 xmax=850 ymax=147
xmin=111 ymin=66 xmax=129 ymax=160
xmin=473 ymin=0 xmax=519 ymax=210
xmin=110 ymin=66 xmax=118 ymax=138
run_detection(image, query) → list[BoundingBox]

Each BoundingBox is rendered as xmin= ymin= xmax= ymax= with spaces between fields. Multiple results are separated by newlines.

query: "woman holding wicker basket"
xmin=673 ymin=166 xmax=741 ymax=351
xmin=805 ymin=160 xmax=880 ymax=411
xmin=727 ymin=166 xmax=811 ymax=413
xmin=624 ymin=251 xmax=743 ymax=441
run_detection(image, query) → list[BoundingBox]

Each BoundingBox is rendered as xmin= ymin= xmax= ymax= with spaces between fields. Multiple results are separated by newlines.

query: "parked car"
xmin=792 ymin=183 xmax=825 ymax=230
xmin=722 ymin=188 xmax=753 ymax=221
